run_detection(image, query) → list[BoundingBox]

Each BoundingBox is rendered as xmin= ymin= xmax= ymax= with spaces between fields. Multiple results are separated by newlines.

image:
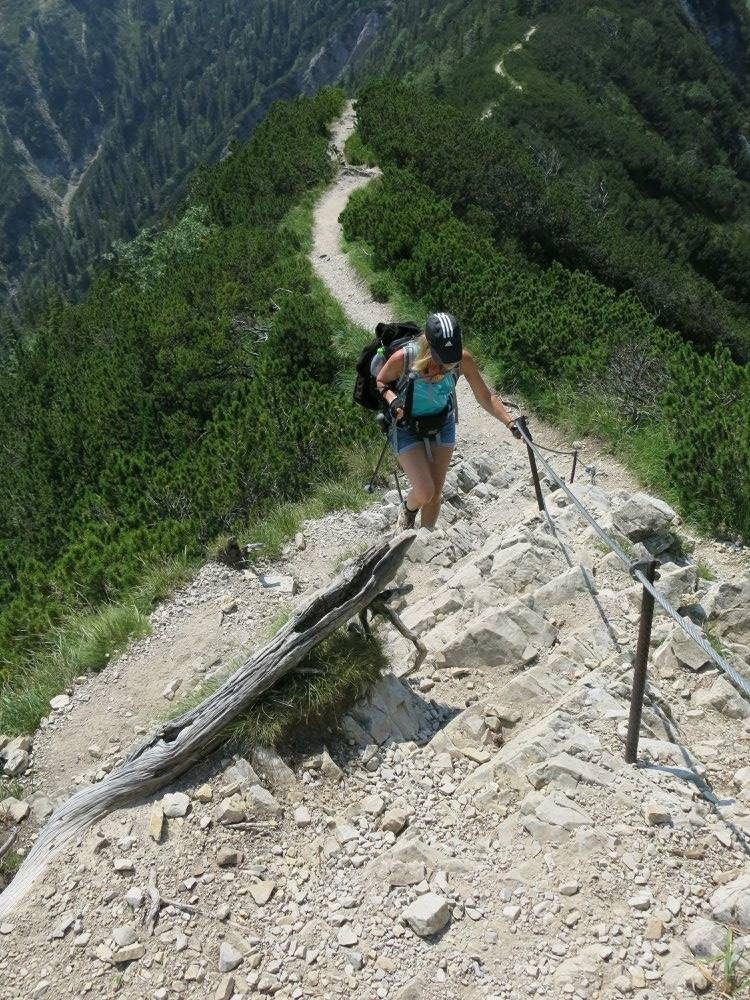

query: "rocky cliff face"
xmin=678 ymin=0 xmax=748 ymax=78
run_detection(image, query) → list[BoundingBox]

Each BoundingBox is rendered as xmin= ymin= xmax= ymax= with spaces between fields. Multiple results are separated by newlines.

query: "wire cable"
xmin=515 ymin=420 xmax=750 ymax=701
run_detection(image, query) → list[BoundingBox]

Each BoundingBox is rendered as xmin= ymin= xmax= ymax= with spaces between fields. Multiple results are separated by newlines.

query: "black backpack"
xmin=353 ymin=321 xmax=421 ymax=411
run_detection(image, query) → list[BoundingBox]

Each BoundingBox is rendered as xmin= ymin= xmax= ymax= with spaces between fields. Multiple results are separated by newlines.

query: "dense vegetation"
xmin=342 ymin=80 xmax=750 ymax=539
xmin=355 ymin=0 xmax=750 ymax=361
xmin=0 ymin=88 xmax=371 ymax=695
xmin=0 ymin=0 xmax=384 ymax=322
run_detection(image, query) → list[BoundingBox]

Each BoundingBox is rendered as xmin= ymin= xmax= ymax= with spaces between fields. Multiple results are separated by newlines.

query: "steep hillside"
xmin=354 ymin=0 xmax=750 ymax=361
xmin=0 ymin=0 xmax=384 ymax=318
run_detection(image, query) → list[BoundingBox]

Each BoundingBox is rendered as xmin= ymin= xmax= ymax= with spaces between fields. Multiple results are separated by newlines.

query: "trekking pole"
xmin=516 ymin=415 xmax=545 ymax=513
xmin=366 ymin=440 xmax=390 ymax=494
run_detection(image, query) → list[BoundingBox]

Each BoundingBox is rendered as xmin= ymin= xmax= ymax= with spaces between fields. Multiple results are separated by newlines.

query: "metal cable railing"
xmin=514 ymin=416 xmax=750 ymax=705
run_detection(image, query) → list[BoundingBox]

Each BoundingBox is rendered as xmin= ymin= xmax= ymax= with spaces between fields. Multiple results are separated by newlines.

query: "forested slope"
xmin=353 ymin=0 xmax=750 ymax=360
xmin=0 ymin=0 xmax=384 ymax=321
xmin=0 ymin=88 xmax=371 ymax=697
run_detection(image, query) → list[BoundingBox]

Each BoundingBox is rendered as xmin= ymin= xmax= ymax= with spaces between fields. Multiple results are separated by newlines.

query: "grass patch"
xmin=0 ymin=846 xmax=21 ymax=890
xmin=341 ymin=235 xmax=427 ymax=322
xmin=344 ymin=132 xmax=377 ymax=167
xmin=699 ymin=928 xmax=750 ymax=996
xmin=0 ymin=556 xmax=193 ymax=738
xmin=696 ymin=559 xmax=717 ymax=582
xmin=702 ymin=623 xmax=727 ymax=659
xmin=240 ymin=445 xmax=380 ymax=560
xmin=0 ymin=778 xmax=24 ymax=801
xmin=280 ymin=188 xmax=322 ymax=255
xmin=228 ymin=627 xmax=386 ymax=752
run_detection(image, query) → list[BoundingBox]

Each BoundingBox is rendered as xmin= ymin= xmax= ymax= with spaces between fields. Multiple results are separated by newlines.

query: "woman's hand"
xmin=389 ymin=399 xmax=405 ymax=424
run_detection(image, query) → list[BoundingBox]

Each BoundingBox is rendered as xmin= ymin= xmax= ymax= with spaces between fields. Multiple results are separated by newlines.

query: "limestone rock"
xmin=0 ymin=797 xmax=30 ymax=824
xmin=162 ymin=792 xmax=191 ymax=818
xmin=402 ymin=892 xmax=451 ymax=936
xmin=218 ymin=942 xmax=243 ymax=973
xmin=246 ymin=784 xmax=283 ymax=818
xmin=216 ymin=795 xmax=246 ymax=826
xmin=711 ymin=873 xmax=750 ymax=930
xmin=251 ymin=746 xmax=301 ymax=799
xmin=643 ymin=800 xmax=672 ymax=825
xmin=695 ymin=676 xmax=750 ymax=720
xmin=148 ymin=805 xmax=165 ymax=842
xmin=686 ymin=918 xmax=727 ymax=958
xmin=2 ymin=749 xmax=29 ymax=777
xmin=612 ymin=492 xmax=675 ymax=541
xmin=49 ymin=694 xmax=71 ymax=712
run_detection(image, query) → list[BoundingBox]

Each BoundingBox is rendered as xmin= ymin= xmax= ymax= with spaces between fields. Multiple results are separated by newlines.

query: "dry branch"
xmin=0 ymin=532 xmax=415 ymax=918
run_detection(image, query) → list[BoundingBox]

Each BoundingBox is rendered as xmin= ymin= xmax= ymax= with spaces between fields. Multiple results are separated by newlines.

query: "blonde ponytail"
xmin=410 ymin=335 xmax=433 ymax=375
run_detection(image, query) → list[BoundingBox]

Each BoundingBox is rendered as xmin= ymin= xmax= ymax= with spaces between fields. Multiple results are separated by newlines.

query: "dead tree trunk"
xmin=0 ymin=532 xmax=415 ymax=918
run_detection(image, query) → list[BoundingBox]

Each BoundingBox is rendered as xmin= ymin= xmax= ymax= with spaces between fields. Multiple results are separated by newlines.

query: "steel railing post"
xmin=517 ymin=415 xmax=545 ymax=512
xmin=625 ymin=559 xmax=658 ymax=765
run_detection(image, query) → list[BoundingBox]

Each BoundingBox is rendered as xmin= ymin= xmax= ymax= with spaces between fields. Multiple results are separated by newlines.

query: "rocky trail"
xmin=1 ymin=105 xmax=749 ymax=1000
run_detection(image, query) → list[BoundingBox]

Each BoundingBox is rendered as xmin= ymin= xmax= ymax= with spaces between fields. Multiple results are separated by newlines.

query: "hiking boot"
xmin=397 ymin=502 xmax=418 ymax=530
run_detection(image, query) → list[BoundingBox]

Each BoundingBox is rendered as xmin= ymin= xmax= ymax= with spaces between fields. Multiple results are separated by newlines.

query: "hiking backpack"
xmin=352 ymin=321 xmax=421 ymax=411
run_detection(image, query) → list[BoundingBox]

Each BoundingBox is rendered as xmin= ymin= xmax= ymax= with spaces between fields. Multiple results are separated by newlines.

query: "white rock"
xmin=218 ymin=942 xmax=243 ymax=973
xmin=162 ymin=792 xmax=191 ymax=818
xmin=49 ymin=694 xmax=71 ymax=712
xmin=402 ymin=893 xmax=451 ymax=936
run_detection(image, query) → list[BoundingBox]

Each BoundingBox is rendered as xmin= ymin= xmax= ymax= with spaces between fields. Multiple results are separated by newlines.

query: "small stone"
xmin=162 ymin=792 xmax=191 ymax=818
xmin=643 ymin=801 xmax=672 ymax=826
xmin=246 ymin=784 xmax=282 ymax=817
xmin=294 ymin=805 xmax=312 ymax=827
xmin=0 ymin=797 xmax=30 ymax=823
xmin=218 ymin=942 xmax=243 ymax=973
xmin=337 ymin=925 xmax=358 ymax=947
xmin=148 ymin=805 xmax=165 ymax=842
xmin=195 ymin=784 xmax=214 ymax=803
xmin=49 ymin=694 xmax=71 ymax=711
xmin=111 ymin=942 xmax=145 ymax=963
xmin=361 ymin=794 xmax=385 ymax=817
xmin=628 ymin=892 xmax=652 ymax=911
xmin=559 ymin=882 xmax=580 ymax=897
xmin=112 ymin=925 xmax=137 ymax=948
xmin=215 ymin=975 xmax=235 ymax=1000
xmin=381 ymin=808 xmax=409 ymax=835
xmin=216 ymin=794 xmax=246 ymax=825
xmin=125 ymin=888 xmax=144 ymax=910
xmin=217 ymin=847 xmax=242 ymax=868
xmin=402 ymin=893 xmax=451 ymax=936
xmin=249 ymin=880 xmax=276 ymax=906
xmin=161 ymin=678 xmax=182 ymax=701
xmin=502 ymin=905 xmax=521 ymax=922
xmin=113 ymin=859 xmax=135 ymax=874
xmin=644 ymin=917 xmax=664 ymax=941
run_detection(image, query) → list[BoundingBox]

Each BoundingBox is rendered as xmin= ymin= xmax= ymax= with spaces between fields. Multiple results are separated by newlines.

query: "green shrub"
xmin=344 ymin=131 xmax=377 ymax=167
xmin=370 ymin=274 xmax=393 ymax=302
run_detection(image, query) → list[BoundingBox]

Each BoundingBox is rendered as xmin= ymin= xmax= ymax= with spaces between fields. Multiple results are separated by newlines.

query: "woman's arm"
xmin=460 ymin=350 xmax=517 ymax=429
xmin=376 ymin=349 xmax=406 ymax=415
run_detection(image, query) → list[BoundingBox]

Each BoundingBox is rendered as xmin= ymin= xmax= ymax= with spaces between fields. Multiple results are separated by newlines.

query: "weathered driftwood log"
xmin=0 ymin=532 xmax=415 ymax=918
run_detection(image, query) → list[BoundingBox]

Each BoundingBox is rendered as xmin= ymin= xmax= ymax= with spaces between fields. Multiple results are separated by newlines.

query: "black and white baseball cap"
xmin=425 ymin=312 xmax=463 ymax=364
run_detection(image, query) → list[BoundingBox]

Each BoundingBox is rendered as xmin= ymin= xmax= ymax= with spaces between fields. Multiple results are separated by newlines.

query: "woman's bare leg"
xmin=398 ymin=447 xmax=436 ymax=512
xmin=420 ymin=445 xmax=454 ymax=528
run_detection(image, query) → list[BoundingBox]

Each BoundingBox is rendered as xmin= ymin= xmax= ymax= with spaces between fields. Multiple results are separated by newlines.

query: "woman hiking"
xmin=376 ymin=313 xmax=521 ymax=530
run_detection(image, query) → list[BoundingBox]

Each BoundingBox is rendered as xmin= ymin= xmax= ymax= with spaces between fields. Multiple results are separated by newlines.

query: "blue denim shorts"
xmin=391 ymin=411 xmax=456 ymax=455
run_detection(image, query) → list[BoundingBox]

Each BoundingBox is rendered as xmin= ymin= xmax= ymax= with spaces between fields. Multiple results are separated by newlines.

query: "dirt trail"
xmin=494 ymin=25 xmax=537 ymax=93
